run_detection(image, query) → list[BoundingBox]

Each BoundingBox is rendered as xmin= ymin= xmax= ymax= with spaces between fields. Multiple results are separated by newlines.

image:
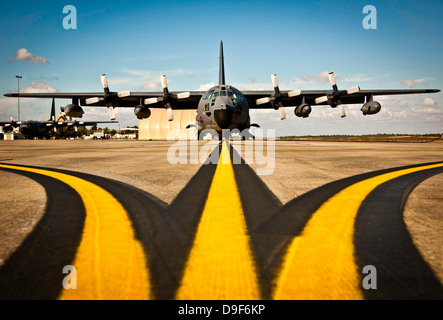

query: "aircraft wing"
xmin=243 ymin=89 xmax=441 ymax=108
xmin=3 ymin=88 xmax=439 ymax=111
xmin=40 ymin=120 xmax=118 ymax=128
xmin=64 ymin=120 xmax=118 ymax=126
xmin=3 ymin=92 xmax=205 ymax=109
xmin=0 ymin=121 xmax=20 ymax=128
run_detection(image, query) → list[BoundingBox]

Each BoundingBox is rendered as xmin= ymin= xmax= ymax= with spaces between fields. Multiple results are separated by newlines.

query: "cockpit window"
xmin=205 ymin=89 xmax=215 ymax=100
xmin=231 ymin=88 xmax=245 ymax=101
xmin=206 ymin=87 xmax=241 ymax=100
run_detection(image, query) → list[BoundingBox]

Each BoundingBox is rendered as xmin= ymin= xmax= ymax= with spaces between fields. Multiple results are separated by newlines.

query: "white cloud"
xmin=13 ymin=48 xmax=48 ymax=64
xmin=422 ymin=97 xmax=437 ymax=106
xmin=341 ymin=73 xmax=371 ymax=82
xmin=20 ymin=81 xmax=58 ymax=93
xmin=398 ymin=78 xmax=436 ymax=88
xmin=142 ymin=82 xmax=162 ymax=91
xmin=412 ymin=107 xmax=442 ymax=114
xmin=299 ymin=71 xmax=330 ymax=84
xmin=291 ymin=71 xmax=371 ymax=88
xmin=376 ymin=95 xmax=409 ymax=108
xmin=194 ymin=82 xmax=216 ymax=91
xmin=400 ymin=79 xmax=424 ymax=88
xmin=110 ymin=68 xmax=189 ymax=90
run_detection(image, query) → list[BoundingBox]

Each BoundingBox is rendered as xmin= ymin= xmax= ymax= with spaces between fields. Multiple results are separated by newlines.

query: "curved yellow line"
xmin=0 ymin=164 xmax=151 ymax=300
xmin=273 ymin=162 xmax=443 ymax=300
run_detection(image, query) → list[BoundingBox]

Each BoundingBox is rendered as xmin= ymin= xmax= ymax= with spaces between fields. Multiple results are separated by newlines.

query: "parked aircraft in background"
xmin=0 ymin=98 xmax=117 ymax=139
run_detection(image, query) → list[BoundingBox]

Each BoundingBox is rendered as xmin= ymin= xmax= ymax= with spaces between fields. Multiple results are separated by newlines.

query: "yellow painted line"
xmin=176 ymin=142 xmax=260 ymax=300
xmin=274 ymin=162 xmax=443 ymax=300
xmin=0 ymin=164 xmax=151 ymax=300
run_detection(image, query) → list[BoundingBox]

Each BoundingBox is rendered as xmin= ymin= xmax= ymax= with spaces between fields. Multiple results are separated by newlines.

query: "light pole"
xmin=16 ymin=75 xmax=22 ymax=121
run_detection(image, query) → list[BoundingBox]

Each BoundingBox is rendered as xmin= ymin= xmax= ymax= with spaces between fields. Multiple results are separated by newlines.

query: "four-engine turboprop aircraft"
xmin=3 ymin=41 xmax=440 ymax=139
xmin=0 ymin=98 xmax=117 ymax=139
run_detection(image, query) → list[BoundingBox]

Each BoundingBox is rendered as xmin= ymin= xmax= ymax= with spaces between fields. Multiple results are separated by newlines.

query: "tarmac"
xmin=0 ymin=139 xmax=442 ymax=299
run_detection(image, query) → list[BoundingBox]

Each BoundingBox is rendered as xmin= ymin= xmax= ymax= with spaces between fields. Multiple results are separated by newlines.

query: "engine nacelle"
xmin=361 ymin=101 xmax=381 ymax=115
xmin=134 ymin=105 xmax=151 ymax=119
xmin=61 ymin=104 xmax=84 ymax=118
xmin=294 ymin=104 xmax=312 ymax=118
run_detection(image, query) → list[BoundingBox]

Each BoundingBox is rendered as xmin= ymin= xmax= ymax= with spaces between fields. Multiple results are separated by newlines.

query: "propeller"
xmin=255 ymin=74 xmax=301 ymax=120
xmin=85 ymin=74 xmax=132 ymax=120
xmin=6 ymin=116 xmax=15 ymax=127
xmin=314 ymin=72 xmax=360 ymax=118
xmin=67 ymin=121 xmax=80 ymax=132
xmin=143 ymin=75 xmax=191 ymax=121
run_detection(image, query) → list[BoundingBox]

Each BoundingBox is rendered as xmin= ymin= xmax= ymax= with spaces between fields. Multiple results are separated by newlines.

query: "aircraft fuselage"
xmin=196 ymin=85 xmax=250 ymax=134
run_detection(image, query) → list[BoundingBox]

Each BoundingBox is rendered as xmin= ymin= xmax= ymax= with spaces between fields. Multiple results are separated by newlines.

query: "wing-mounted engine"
xmin=294 ymin=97 xmax=312 ymax=118
xmin=61 ymin=98 xmax=84 ymax=118
xmin=361 ymin=95 xmax=381 ymax=115
xmin=134 ymin=104 xmax=152 ymax=119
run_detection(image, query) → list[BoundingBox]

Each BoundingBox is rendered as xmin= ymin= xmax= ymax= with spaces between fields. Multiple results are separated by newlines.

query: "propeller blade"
xmin=101 ymin=74 xmax=109 ymax=89
xmin=144 ymin=97 xmax=160 ymax=105
xmin=161 ymin=75 xmax=168 ymax=89
xmin=117 ymin=90 xmax=132 ymax=98
xmin=338 ymin=104 xmax=346 ymax=118
xmin=176 ymin=92 xmax=191 ymax=99
xmin=287 ymin=90 xmax=301 ymax=97
xmin=278 ymin=102 xmax=286 ymax=120
xmin=108 ymin=106 xmax=116 ymax=120
xmin=344 ymin=86 xmax=360 ymax=95
xmin=256 ymin=97 xmax=271 ymax=105
xmin=166 ymin=107 xmax=173 ymax=121
xmin=329 ymin=72 xmax=337 ymax=86
xmin=271 ymin=74 xmax=279 ymax=89
xmin=315 ymin=96 xmax=328 ymax=104
xmin=85 ymin=97 xmax=104 ymax=105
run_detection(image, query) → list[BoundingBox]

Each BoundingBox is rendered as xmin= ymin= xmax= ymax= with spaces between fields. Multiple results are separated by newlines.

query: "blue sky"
xmin=1 ymin=0 xmax=442 ymax=135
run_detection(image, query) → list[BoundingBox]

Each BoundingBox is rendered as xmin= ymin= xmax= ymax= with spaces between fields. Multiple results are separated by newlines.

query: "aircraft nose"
xmin=214 ymin=107 xmax=233 ymax=129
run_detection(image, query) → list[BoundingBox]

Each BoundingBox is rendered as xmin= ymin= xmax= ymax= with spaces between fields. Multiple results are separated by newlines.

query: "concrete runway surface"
xmin=0 ymin=139 xmax=442 ymax=299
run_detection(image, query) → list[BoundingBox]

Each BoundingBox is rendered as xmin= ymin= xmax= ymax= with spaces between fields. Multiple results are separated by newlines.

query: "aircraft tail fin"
xmin=50 ymin=98 xmax=56 ymax=121
xmin=219 ymin=40 xmax=225 ymax=85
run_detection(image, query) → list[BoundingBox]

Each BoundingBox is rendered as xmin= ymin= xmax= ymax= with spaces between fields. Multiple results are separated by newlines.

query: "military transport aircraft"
xmin=3 ymin=41 xmax=440 ymax=139
xmin=0 ymin=98 xmax=117 ymax=139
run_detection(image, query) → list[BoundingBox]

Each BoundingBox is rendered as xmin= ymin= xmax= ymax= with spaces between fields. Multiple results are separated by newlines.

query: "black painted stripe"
xmin=229 ymin=144 xmax=282 ymax=299
xmin=0 ymin=167 xmax=85 ymax=300
xmin=252 ymin=161 xmax=443 ymax=299
xmin=163 ymin=145 xmax=220 ymax=299
xmin=0 ymin=147 xmax=220 ymax=300
xmin=49 ymin=147 xmax=220 ymax=300
xmin=355 ymin=167 xmax=443 ymax=299
xmin=2 ymin=158 xmax=442 ymax=300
